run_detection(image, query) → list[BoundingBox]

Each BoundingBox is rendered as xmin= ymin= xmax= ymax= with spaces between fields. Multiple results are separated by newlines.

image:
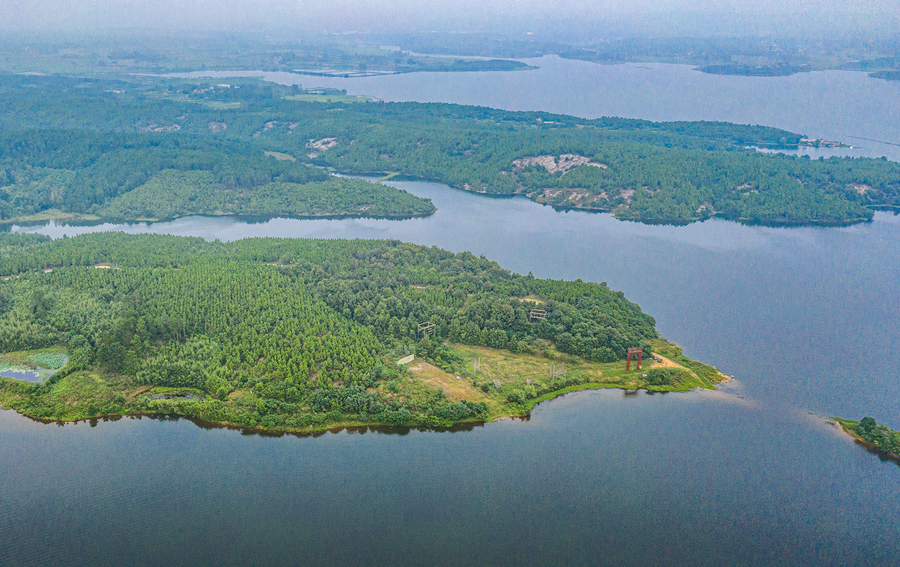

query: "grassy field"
xmin=401 ymin=339 xmax=728 ymax=420
xmin=0 ymin=339 xmax=728 ymax=431
xmin=264 ymin=151 xmax=297 ymax=161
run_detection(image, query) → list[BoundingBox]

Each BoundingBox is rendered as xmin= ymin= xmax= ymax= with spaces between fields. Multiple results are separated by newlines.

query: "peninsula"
xmin=834 ymin=417 xmax=900 ymax=463
xmin=0 ymin=233 xmax=727 ymax=433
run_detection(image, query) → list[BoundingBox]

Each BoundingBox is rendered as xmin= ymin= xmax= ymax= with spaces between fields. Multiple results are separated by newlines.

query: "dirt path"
xmin=650 ymin=353 xmax=682 ymax=369
xmin=651 ymin=352 xmax=704 ymax=382
xmin=652 ymin=352 xmax=732 ymax=384
xmin=129 ymin=386 xmax=152 ymax=398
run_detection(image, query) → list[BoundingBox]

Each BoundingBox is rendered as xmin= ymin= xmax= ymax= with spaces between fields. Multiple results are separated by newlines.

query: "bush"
xmin=645 ymin=368 xmax=687 ymax=386
xmin=506 ymin=389 xmax=526 ymax=405
xmin=383 ymin=407 xmax=411 ymax=425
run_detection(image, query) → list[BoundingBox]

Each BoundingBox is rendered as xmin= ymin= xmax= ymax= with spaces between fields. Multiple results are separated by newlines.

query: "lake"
xmin=170 ymin=54 xmax=900 ymax=162
xmin=3 ymin=59 xmax=900 ymax=566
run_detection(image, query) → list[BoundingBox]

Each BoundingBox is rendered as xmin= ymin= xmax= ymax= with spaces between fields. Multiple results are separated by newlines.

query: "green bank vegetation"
xmin=0 ymin=232 xmax=725 ymax=432
xmin=834 ymin=417 xmax=900 ymax=462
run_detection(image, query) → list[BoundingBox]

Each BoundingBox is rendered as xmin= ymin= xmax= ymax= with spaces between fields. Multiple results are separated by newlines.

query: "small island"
xmin=834 ymin=417 xmax=900 ymax=463
xmin=696 ymin=63 xmax=810 ymax=77
xmin=0 ymin=233 xmax=728 ymax=434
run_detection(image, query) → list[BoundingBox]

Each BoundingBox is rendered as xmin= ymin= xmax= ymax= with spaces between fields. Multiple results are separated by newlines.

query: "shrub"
xmin=506 ymin=389 xmax=526 ymax=405
xmin=645 ymin=368 xmax=688 ymax=386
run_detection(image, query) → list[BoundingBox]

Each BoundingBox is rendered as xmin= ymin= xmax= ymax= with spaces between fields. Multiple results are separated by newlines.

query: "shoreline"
xmin=1 ymin=207 xmax=436 ymax=228
xmin=1 ymin=378 xmax=723 ymax=436
xmin=0 ymin=337 xmax=731 ymax=436
xmin=834 ymin=419 xmax=900 ymax=464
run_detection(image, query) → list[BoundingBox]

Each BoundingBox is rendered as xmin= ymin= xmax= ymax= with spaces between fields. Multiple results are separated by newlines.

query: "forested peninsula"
xmin=0 ymin=232 xmax=726 ymax=432
xmin=0 ymin=129 xmax=435 ymax=224
xmin=1 ymin=74 xmax=899 ymax=226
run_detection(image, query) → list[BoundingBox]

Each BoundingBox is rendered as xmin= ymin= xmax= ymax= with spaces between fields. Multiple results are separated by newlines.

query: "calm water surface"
xmin=0 ymin=369 xmax=41 ymax=382
xmin=4 ymin=61 xmax=900 ymax=566
xmin=172 ymin=55 xmax=900 ymax=161
xmin=6 ymin=180 xmax=900 ymax=566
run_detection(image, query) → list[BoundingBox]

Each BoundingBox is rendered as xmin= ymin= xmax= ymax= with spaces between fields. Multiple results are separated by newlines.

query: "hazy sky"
xmin=1 ymin=0 xmax=898 ymax=37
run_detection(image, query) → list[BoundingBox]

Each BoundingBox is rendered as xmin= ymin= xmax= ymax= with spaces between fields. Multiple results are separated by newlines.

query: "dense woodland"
xmin=0 ymin=129 xmax=433 ymax=221
xmin=0 ymin=232 xmax=662 ymax=428
xmin=1 ymin=74 xmax=897 ymax=226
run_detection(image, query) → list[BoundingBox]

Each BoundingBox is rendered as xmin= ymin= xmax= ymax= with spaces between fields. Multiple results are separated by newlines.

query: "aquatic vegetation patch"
xmin=28 ymin=352 xmax=68 ymax=370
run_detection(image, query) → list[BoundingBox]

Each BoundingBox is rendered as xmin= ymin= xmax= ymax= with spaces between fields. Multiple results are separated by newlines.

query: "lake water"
xmin=170 ymin=55 xmax=900 ymax=162
xmin=0 ymin=368 xmax=42 ymax=382
xmin=4 ymin=59 xmax=900 ymax=566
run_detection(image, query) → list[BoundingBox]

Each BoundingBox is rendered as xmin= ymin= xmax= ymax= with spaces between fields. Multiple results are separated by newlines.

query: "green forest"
xmin=1 ymin=73 xmax=897 ymax=226
xmin=0 ymin=232 xmax=723 ymax=431
xmin=0 ymin=129 xmax=434 ymax=222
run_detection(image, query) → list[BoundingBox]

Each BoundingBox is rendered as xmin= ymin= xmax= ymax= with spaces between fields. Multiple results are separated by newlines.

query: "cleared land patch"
xmin=406 ymin=359 xmax=491 ymax=403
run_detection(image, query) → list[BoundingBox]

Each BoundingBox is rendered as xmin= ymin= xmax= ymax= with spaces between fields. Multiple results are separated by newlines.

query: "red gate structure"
xmin=626 ymin=347 xmax=643 ymax=371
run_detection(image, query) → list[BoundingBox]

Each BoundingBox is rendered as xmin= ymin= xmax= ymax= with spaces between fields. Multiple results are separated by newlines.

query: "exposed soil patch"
xmin=512 ymin=154 xmax=608 ymax=175
xmin=513 ymin=296 xmax=544 ymax=305
xmin=140 ymin=123 xmax=180 ymax=133
xmin=307 ymin=137 xmax=338 ymax=152
xmin=407 ymin=359 xmax=489 ymax=402
xmin=649 ymin=354 xmax=682 ymax=370
xmin=129 ymin=386 xmax=151 ymax=398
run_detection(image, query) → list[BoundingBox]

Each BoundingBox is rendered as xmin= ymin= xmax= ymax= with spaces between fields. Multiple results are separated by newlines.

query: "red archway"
xmin=626 ymin=347 xmax=643 ymax=371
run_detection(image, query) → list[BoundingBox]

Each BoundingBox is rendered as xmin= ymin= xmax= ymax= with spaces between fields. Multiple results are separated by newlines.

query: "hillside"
xmin=0 ymin=232 xmax=724 ymax=431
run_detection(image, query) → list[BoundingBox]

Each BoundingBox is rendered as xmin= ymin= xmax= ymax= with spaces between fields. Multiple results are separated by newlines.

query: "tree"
xmin=858 ymin=416 xmax=878 ymax=435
